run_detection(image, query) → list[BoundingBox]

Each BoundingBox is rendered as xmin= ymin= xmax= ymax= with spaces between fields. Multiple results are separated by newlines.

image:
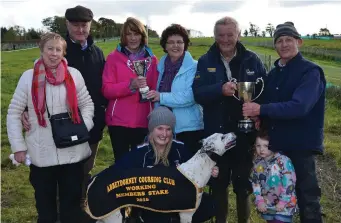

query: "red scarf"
xmin=32 ymin=58 xmax=81 ymax=127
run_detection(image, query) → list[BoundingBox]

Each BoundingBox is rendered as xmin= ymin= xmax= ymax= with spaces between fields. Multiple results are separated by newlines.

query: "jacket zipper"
xmin=111 ymin=99 xmax=118 ymax=120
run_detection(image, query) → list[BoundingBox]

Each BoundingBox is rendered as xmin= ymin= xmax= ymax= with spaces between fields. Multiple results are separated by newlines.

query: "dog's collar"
xmin=206 ymin=151 xmax=220 ymax=163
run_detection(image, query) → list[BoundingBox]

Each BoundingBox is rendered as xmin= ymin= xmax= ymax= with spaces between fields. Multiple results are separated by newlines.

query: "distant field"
xmin=241 ymin=37 xmax=341 ymax=50
xmin=148 ymin=38 xmax=341 ymax=86
xmin=181 ymin=37 xmax=341 ymax=64
xmin=1 ymin=40 xmax=341 ymax=223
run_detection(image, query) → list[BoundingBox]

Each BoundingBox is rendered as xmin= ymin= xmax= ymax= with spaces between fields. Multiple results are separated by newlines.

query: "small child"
xmin=250 ymin=130 xmax=297 ymax=223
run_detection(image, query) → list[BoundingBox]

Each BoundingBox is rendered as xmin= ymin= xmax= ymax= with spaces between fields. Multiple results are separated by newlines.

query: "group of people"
xmin=6 ymin=4 xmax=325 ymax=223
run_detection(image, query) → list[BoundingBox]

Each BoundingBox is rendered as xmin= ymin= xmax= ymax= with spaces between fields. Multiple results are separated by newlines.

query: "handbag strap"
xmin=46 ymin=100 xmax=51 ymax=119
xmin=45 ymin=98 xmax=77 ymax=119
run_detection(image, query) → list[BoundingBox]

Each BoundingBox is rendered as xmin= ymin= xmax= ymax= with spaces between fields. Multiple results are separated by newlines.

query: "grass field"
xmin=1 ymin=40 xmax=341 ymax=223
xmin=158 ymin=37 xmax=341 ymax=86
xmin=185 ymin=37 xmax=341 ymax=64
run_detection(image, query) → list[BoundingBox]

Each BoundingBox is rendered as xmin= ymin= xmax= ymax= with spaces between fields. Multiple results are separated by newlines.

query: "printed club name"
xmin=107 ymin=176 xmax=175 ymax=192
xmin=106 ymin=176 xmax=176 ymax=202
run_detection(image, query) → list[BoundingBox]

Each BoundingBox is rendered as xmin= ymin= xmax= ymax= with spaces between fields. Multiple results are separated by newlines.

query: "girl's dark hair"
xmin=256 ymin=128 xmax=269 ymax=141
xmin=160 ymin=24 xmax=190 ymax=53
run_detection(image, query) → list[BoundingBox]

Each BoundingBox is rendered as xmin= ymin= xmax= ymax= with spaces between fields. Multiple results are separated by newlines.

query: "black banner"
xmin=86 ymin=165 xmax=198 ymax=219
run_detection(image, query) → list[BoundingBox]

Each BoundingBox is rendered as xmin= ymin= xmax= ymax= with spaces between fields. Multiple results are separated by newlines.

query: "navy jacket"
xmin=192 ymin=42 xmax=267 ymax=136
xmin=260 ymin=53 xmax=326 ymax=153
xmin=115 ymin=140 xmax=192 ymax=169
xmin=65 ymin=35 xmax=107 ymax=144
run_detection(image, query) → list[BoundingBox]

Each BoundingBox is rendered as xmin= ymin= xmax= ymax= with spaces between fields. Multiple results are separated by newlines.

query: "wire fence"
xmin=242 ymin=40 xmax=341 ymax=63
xmin=1 ymin=37 xmax=119 ymax=52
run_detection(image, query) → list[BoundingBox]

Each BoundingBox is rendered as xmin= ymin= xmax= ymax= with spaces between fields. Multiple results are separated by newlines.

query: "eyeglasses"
xmin=166 ymin=41 xmax=184 ymax=46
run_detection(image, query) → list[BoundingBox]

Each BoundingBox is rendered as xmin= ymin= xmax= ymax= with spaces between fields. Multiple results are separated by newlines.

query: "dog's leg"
xmin=179 ymin=211 xmax=194 ymax=223
xmin=96 ymin=210 xmax=123 ymax=223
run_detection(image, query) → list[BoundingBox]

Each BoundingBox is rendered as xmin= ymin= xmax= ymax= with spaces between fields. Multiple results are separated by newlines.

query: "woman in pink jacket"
xmin=102 ymin=17 xmax=158 ymax=161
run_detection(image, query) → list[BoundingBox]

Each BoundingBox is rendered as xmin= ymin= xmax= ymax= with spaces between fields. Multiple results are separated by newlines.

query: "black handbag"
xmin=47 ymin=105 xmax=90 ymax=148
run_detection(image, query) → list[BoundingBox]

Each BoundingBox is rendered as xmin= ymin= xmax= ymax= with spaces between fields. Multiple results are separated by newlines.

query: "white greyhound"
xmin=88 ymin=132 xmax=237 ymax=223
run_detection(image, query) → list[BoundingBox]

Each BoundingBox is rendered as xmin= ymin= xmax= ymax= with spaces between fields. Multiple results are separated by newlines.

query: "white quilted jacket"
xmin=7 ymin=66 xmax=94 ymax=167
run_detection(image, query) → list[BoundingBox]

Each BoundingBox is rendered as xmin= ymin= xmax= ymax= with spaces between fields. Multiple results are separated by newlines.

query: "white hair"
xmin=214 ymin=16 xmax=241 ymax=37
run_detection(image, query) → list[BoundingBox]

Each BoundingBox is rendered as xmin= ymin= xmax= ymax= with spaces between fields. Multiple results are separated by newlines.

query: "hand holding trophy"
xmin=132 ymin=59 xmax=150 ymax=103
xmin=230 ymin=77 xmax=264 ymax=133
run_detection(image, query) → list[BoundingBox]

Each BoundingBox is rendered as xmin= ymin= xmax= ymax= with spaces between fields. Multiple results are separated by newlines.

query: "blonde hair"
xmin=214 ymin=16 xmax=241 ymax=37
xmin=120 ymin=17 xmax=148 ymax=47
xmin=39 ymin=32 xmax=67 ymax=55
xmin=148 ymin=133 xmax=173 ymax=166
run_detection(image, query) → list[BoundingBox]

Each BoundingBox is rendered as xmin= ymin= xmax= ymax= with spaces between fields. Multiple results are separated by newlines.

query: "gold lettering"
xmin=163 ymin=177 xmax=175 ymax=186
xmin=107 ymin=177 xmax=138 ymax=193
xmin=136 ymin=197 xmax=149 ymax=202
xmin=107 ymin=184 xmax=113 ymax=193
xmin=148 ymin=190 xmax=169 ymax=196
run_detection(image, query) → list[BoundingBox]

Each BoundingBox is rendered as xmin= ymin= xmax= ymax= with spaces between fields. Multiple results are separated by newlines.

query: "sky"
xmin=1 ymin=0 xmax=341 ymax=37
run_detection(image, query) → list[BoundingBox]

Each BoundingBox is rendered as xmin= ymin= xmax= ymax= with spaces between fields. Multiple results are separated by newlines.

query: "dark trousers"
xmin=108 ymin=126 xmax=148 ymax=162
xmin=176 ymin=130 xmax=204 ymax=155
xmin=211 ymin=132 xmax=255 ymax=223
xmin=29 ymin=162 xmax=84 ymax=223
xmin=284 ymin=151 xmax=323 ymax=223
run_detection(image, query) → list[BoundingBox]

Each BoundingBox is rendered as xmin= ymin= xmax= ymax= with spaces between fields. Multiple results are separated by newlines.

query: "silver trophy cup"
xmin=133 ymin=60 xmax=150 ymax=103
xmin=230 ymin=77 xmax=264 ymax=133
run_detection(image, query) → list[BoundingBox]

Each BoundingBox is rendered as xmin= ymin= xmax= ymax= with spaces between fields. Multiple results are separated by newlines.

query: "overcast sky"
xmin=1 ymin=0 xmax=341 ymax=37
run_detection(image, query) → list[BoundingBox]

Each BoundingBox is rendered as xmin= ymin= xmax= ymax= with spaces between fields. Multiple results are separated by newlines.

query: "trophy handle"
xmin=230 ymin=78 xmax=240 ymax=101
xmin=251 ymin=77 xmax=264 ymax=102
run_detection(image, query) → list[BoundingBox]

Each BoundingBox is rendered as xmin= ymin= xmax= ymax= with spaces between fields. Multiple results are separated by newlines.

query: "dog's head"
xmin=199 ymin=133 xmax=237 ymax=156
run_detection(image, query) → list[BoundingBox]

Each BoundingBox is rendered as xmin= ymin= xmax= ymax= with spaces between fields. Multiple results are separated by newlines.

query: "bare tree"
xmin=319 ymin=28 xmax=331 ymax=36
xmin=265 ymin=23 xmax=275 ymax=37
xmin=249 ymin=23 xmax=260 ymax=37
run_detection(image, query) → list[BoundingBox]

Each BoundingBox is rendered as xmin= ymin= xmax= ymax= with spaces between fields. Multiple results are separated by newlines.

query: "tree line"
xmin=243 ymin=23 xmax=334 ymax=38
xmin=1 ymin=16 xmax=159 ymax=43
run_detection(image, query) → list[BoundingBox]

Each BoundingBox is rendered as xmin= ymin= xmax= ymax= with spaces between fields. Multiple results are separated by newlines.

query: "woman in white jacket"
xmin=6 ymin=32 xmax=94 ymax=223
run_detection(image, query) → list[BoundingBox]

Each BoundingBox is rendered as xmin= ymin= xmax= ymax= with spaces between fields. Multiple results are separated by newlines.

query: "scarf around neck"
xmin=32 ymin=58 xmax=80 ymax=127
xmin=158 ymin=53 xmax=185 ymax=93
xmin=122 ymin=45 xmax=147 ymax=62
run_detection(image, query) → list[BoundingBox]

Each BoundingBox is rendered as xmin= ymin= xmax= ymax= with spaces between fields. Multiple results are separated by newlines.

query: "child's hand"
xmin=257 ymin=202 xmax=267 ymax=212
xmin=276 ymin=202 xmax=286 ymax=212
xmin=211 ymin=166 xmax=219 ymax=178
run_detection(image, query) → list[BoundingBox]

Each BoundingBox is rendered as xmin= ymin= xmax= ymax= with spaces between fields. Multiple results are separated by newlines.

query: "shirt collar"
xmin=220 ymin=50 xmax=237 ymax=63
xmin=70 ymin=38 xmax=88 ymax=50
xmin=278 ymin=60 xmax=286 ymax=67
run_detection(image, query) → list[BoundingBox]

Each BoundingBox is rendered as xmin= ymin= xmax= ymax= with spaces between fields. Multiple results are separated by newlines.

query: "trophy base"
xmin=140 ymin=97 xmax=150 ymax=103
xmin=139 ymin=93 xmax=150 ymax=103
xmin=139 ymin=87 xmax=150 ymax=103
xmin=237 ymin=119 xmax=255 ymax=133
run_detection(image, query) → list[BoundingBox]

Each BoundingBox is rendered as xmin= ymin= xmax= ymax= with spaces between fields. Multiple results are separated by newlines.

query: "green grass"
xmin=1 ymin=40 xmax=341 ymax=223
xmin=152 ymin=38 xmax=341 ymax=86
xmin=184 ymin=37 xmax=341 ymax=64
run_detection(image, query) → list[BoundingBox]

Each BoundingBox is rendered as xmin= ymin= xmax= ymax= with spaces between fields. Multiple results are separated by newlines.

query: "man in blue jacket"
xmin=243 ymin=22 xmax=325 ymax=223
xmin=192 ymin=16 xmax=267 ymax=223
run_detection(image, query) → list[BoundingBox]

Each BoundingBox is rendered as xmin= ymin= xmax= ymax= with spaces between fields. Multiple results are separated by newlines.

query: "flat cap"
xmin=65 ymin=5 xmax=93 ymax=22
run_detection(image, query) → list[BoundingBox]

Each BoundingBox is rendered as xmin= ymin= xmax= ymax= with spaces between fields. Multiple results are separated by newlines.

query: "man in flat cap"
xmin=21 ymin=5 xmax=107 ymax=222
xmin=243 ymin=22 xmax=325 ymax=223
xmin=65 ymin=2 xmax=107 ymax=207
